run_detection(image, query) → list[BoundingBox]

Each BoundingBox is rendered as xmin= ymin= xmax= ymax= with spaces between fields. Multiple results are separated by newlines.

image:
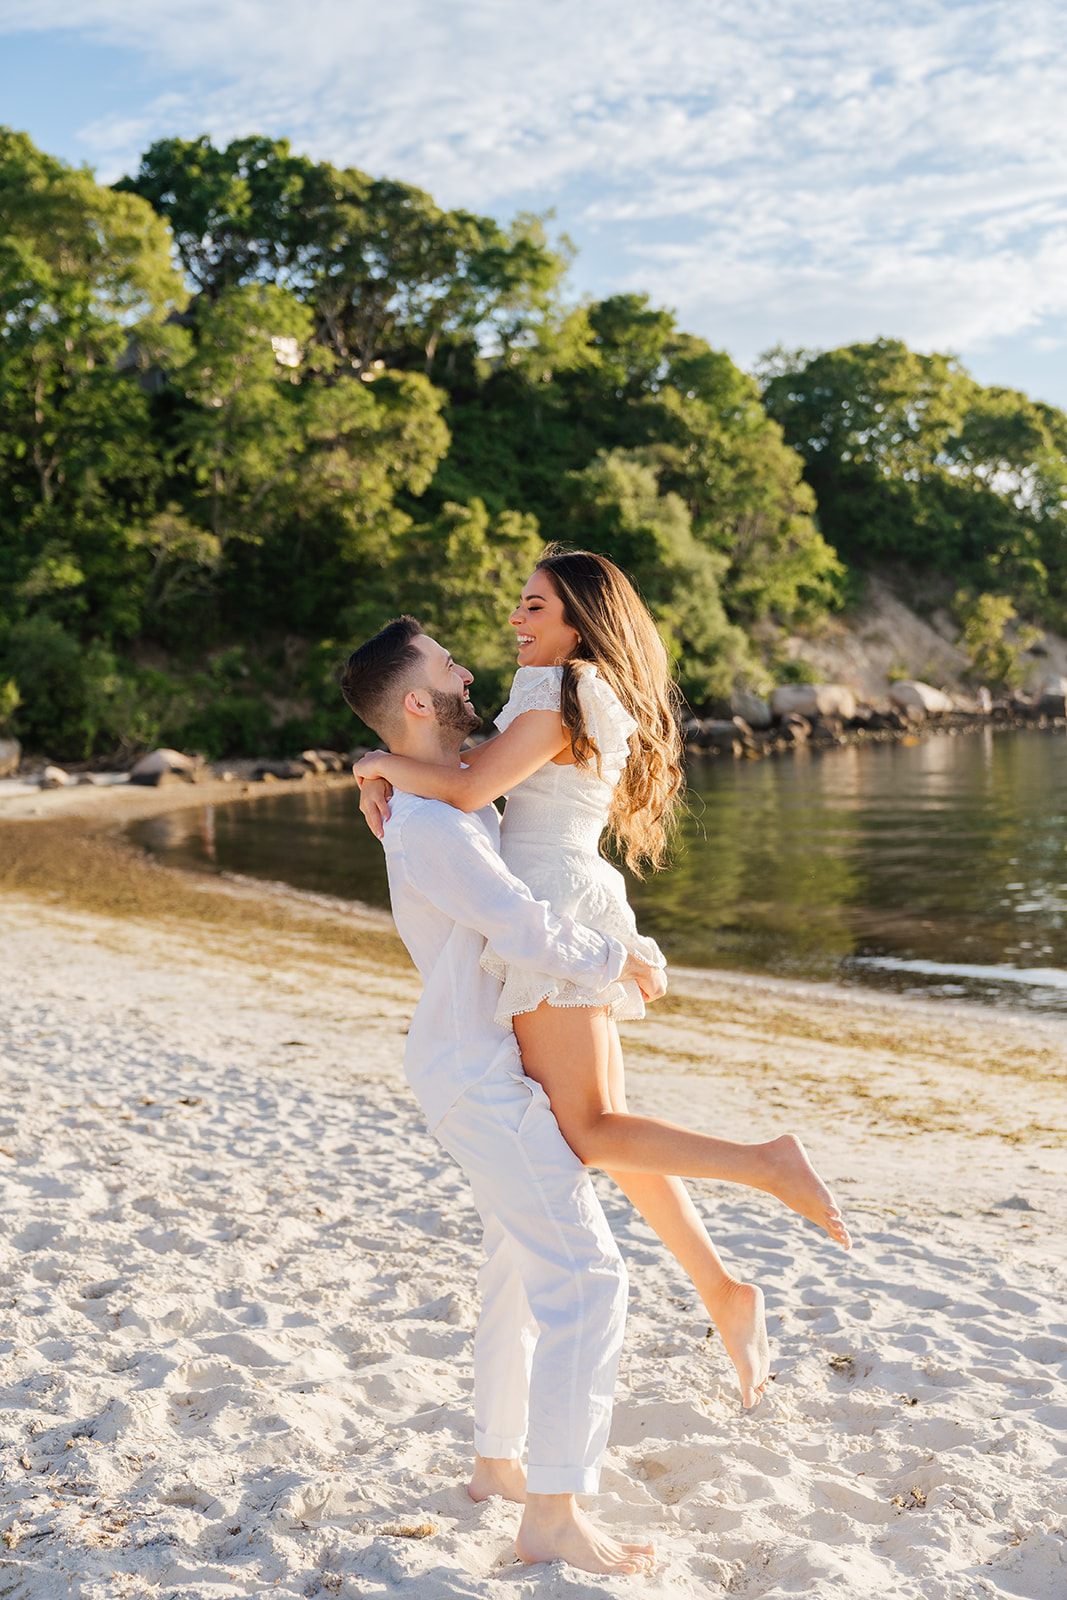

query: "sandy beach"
xmin=1 ymin=781 xmax=1065 ymax=1598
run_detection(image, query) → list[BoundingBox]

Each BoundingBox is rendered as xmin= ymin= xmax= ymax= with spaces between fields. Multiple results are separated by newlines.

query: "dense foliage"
xmin=2 ymin=131 xmax=1064 ymax=760
xmin=762 ymin=340 xmax=1067 ymax=621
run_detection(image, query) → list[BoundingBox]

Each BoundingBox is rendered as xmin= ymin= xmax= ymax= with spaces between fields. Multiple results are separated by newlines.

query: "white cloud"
xmin=3 ymin=0 xmax=1067 ymax=390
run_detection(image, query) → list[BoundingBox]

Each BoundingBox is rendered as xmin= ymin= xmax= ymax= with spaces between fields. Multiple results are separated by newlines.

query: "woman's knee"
xmin=557 ymin=1111 xmax=611 ymax=1168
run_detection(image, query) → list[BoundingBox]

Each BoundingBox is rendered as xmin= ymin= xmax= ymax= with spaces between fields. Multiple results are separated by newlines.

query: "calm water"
xmin=129 ymin=726 xmax=1067 ymax=1012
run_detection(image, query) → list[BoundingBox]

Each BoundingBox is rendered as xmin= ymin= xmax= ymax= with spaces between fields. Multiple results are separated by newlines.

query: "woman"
xmin=353 ymin=549 xmax=850 ymax=1409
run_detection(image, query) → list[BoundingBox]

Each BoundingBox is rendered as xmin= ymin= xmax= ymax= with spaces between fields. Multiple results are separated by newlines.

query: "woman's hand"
xmin=621 ymin=954 xmax=668 ymax=1003
xmin=354 ymin=766 xmax=393 ymax=841
xmin=352 ymin=751 xmax=388 ymax=785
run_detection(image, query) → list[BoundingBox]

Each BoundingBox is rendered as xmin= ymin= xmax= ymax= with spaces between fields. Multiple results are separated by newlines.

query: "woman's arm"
xmin=351 ymin=710 xmax=569 ymax=811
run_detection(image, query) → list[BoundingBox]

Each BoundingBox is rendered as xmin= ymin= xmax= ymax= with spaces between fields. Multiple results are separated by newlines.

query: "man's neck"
xmin=388 ymin=729 xmax=464 ymax=767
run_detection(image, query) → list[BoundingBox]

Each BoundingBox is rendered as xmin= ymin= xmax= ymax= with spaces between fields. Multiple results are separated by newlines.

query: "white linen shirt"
xmin=382 ymin=789 xmax=629 ymax=1131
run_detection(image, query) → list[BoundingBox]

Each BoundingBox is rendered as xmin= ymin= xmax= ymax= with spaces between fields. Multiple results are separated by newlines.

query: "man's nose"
xmin=459 ymin=665 xmax=474 ymax=684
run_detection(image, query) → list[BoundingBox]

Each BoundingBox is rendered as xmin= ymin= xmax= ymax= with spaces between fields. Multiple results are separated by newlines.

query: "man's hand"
xmin=356 ymin=771 xmax=393 ymax=840
xmin=621 ymin=953 xmax=668 ymax=1003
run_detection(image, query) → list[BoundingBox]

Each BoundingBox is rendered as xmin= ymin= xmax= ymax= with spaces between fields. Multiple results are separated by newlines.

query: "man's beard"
xmin=430 ymin=686 xmax=483 ymax=739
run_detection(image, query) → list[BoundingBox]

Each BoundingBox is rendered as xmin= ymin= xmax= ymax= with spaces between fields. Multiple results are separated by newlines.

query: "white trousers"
xmin=436 ymin=1068 xmax=628 ymax=1495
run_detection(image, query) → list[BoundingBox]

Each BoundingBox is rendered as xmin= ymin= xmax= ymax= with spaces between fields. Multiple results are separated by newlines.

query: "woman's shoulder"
xmin=495 ymin=665 xmax=564 ymax=731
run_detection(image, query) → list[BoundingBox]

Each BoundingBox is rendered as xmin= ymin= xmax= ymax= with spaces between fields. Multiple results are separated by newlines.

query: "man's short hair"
xmin=340 ymin=616 xmax=424 ymax=742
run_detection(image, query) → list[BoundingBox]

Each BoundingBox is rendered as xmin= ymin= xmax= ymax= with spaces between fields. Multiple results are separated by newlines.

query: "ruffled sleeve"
xmin=576 ymin=666 xmax=637 ymax=783
xmin=494 ymin=666 xmax=564 ymax=734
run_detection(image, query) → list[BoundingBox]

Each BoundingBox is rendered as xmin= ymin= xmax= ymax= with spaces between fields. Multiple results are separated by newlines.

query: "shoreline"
xmin=2 ymin=775 xmax=1065 ymax=1162
xmin=6 ymin=761 xmax=1067 ymax=1032
xmin=685 ymin=703 xmax=1067 ymax=759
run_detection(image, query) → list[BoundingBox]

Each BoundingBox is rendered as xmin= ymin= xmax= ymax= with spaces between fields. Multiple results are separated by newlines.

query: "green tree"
xmin=955 ymin=591 xmax=1043 ymax=688
xmin=762 ymin=339 xmax=1067 ymax=616
xmin=437 ymin=293 xmax=840 ymax=675
xmin=167 ymin=284 xmax=450 ymax=625
xmin=118 ymin=136 xmax=567 ymax=375
xmin=0 ymin=128 xmax=186 ymax=753
xmin=564 ymin=449 xmax=758 ymax=704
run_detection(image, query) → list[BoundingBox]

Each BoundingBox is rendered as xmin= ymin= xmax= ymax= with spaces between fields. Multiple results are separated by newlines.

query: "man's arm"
xmin=395 ymin=805 xmax=664 ymax=998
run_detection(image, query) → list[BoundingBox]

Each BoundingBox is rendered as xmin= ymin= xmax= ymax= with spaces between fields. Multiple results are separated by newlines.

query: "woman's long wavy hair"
xmin=534 ymin=546 xmax=683 ymax=875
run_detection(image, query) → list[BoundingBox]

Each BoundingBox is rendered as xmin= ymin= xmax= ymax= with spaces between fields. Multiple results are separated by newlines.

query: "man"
xmin=341 ymin=616 xmax=662 ymax=1576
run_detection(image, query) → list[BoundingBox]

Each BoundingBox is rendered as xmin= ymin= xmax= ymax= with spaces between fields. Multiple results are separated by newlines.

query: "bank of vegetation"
xmin=2 ymin=128 xmax=1066 ymax=762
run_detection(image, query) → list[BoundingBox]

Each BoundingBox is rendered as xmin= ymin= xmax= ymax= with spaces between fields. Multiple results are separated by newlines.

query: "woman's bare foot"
xmin=469 ymin=1455 xmax=526 ymax=1504
xmin=705 ymin=1278 xmax=770 ymax=1408
xmin=757 ymin=1134 xmax=852 ymax=1249
xmin=516 ymin=1494 xmax=655 ymax=1575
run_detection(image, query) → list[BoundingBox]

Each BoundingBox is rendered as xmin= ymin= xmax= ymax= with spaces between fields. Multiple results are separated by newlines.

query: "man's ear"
xmin=403 ymin=687 xmax=433 ymax=719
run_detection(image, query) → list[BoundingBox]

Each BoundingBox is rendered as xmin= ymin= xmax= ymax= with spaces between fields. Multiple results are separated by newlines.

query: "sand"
xmin=1 ymin=783 xmax=1066 ymax=1598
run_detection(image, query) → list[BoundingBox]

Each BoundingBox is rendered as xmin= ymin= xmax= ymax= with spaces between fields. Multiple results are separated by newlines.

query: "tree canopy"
xmin=762 ymin=339 xmax=1067 ymax=616
xmin=3 ymin=130 xmax=1064 ymax=762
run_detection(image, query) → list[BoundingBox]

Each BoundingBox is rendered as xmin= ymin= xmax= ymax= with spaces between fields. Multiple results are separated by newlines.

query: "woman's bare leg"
xmin=599 ymin=1022 xmax=769 ymax=1408
xmin=514 ymin=1002 xmax=850 ymax=1250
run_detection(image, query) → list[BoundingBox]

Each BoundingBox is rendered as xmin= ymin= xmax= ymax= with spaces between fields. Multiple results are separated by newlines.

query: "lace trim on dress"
xmin=493 ymin=666 xmax=564 ymax=733
xmin=479 ymin=945 xmax=642 ymax=1027
xmin=480 ymin=918 xmax=665 ymax=1029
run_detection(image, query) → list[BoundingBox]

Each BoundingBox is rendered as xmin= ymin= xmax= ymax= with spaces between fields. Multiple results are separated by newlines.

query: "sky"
xmin=2 ymin=0 xmax=1066 ymax=406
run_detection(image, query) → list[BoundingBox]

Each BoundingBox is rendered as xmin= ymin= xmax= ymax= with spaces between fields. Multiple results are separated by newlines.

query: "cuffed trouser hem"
xmin=527 ymin=1464 xmax=601 ymax=1496
xmin=475 ymin=1428 xmax=526 ymax=1461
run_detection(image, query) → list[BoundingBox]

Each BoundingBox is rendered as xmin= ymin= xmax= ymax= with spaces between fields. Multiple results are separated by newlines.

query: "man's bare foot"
xmin=705 ymin=1278 xmax=770 ymax=1408
xmin=758 ymin=1134 xmax=852 ymax=1249
xmin=516 ymin=1494 xmax=654 ymax=1575
xmin=468 ymin=1455 xmax=526 ymax=1504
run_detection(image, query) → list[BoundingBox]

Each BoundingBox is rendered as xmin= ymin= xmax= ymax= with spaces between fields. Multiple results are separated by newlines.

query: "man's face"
xmin=413 ymin=635 xmax=482 ymax=737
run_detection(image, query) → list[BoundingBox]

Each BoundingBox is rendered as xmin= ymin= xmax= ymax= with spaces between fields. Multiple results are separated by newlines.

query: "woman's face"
xmin=509 ymin=569 xmax=580 ymax=668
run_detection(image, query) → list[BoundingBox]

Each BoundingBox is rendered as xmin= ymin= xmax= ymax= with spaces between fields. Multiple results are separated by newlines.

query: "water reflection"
xmin=140 ymin=805 xmax=218 ymax=863
xmin=128 ymin=727 xmax=1067 ymax=1013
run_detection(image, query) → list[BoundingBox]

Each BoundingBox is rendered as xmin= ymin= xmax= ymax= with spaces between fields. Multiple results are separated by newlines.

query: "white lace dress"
xmin=480 ymin=664 xmax=666 ymax=1028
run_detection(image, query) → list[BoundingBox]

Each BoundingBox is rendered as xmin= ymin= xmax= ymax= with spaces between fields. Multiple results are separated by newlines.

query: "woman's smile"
xmin=510 ymin=570 xmax=579 ymax=667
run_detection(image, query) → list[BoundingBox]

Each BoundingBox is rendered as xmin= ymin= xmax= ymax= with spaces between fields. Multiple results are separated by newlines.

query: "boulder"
xmin=770 ymin=684 xmax=857 ymax=723
xmin=949 ymin=693 xmax=983 ymax=716
xmin=888 ymin=680 xmax=954 ymax=720
xmin=40 ymin=765 xmax=70 ymax=789
xmin=729 ymin=692 xmax=772 ymax=731
xmin=129 ymin=748 xmax=201 ymax=787
xmin=253 ymin=760 xmax=309 ymax=781
xmin=0 ymin=737 xmax=20 ymax=778
xmin=312 ymin=748 xmax=346 ymax=772
xmin=299 ymin=749 xmax=328 ymax=774
xmin=1036 ymin=676 xmax=1067 ymax=717
xmin=868 ymin=709 xmax=909 ymax=731
xmin=779 ymin=713 xmax=811 ymax=744
xmin=692 ymin=720 xmax=743 ymax=751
